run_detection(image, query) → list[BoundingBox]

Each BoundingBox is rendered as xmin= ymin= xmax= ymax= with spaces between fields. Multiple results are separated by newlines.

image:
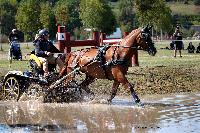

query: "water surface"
xmin=0 ymin=93 xmax=199 ymax=133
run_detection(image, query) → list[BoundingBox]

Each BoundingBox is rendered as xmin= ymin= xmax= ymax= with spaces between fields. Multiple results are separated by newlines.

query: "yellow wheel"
xmin=3 ymin=77 xmax=20 ymax=100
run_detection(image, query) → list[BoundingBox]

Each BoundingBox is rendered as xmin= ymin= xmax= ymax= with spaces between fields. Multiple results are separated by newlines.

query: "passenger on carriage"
xmin=33 ymin=29 xmax=64 ymax=78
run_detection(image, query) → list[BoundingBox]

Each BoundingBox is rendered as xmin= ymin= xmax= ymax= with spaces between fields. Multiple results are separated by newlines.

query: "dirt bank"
xmin=90 ymin=65 xmax=200 ymax=96
xmin=1 ymin=65 xmax=200 ymax=98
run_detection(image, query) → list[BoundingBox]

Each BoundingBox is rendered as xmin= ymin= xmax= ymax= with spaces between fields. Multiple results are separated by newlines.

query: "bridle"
xmin=136 ymin=30 xmax=153 ymax=50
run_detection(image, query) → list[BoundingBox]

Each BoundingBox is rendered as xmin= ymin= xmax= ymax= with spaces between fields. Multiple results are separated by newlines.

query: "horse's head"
xmin=136 ymin=25 xmax=157 ymax=56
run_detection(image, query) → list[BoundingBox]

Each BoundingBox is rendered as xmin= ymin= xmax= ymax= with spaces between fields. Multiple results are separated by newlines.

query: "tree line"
xmin=0 ymin=0 xmax=196 ymax=42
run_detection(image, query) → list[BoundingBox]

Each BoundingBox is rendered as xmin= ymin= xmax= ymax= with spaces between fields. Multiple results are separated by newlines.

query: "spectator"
xmin=170 ymin=42 xmax=175 ymax=50
xmin=196 ymin=43 xmax=200 ymax=53
xmin=8 ymin=29 xmax=20 ymax=42
xmin=173 ymin=26 xmax=183 ymax=57
xmin=187 ymin=42 xmax=195 ymax=53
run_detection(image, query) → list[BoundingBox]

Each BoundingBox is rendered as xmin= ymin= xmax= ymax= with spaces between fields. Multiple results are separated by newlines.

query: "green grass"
xmin=137 ymin=40 xmax=200 ymax=67
xmin=110 ymin=1 xmax=200 ymax=16
xmin=167 ymin=2 xmax=200 ymax=15
xmin=1 ymin=40 xmax=200 ymax=96
xmin=1 ymin=40 xmax=200 ymax=75
xmin=138 ymin=40 xmax=200 ymax=67
xmin=0 ymin=42 xmax=34 ymax=75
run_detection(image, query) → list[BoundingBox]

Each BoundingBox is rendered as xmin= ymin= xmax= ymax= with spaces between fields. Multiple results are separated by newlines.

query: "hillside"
xmin=167 ymin=2 xmax=200 ymax=15
xmin=110 ymin=1 xmax=200 ymax=16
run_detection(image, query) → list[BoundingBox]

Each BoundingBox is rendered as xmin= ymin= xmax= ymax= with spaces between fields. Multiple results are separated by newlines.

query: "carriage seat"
xmin=29 ymin=51 xmax=56 ymax=73
xmin=29 ymin=53 xmax=43 ymax=68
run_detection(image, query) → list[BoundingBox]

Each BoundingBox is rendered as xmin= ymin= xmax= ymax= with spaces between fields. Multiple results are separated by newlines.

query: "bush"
xmin=194 ymin=0 xmax=200 ymax=5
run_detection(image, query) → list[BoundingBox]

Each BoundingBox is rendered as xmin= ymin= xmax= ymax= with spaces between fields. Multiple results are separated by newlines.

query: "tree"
xmin=54 ymin=0 xmax=70 ymax=26
xmin=194 ymin=0 xmax=200 ymax=5
xmin=40 ymin=1 xmax=57 ymax=39
xmin=0 ymin=0 xmax=18 ymax=36
xmin=118 ymin=0 xmax=136 ymax=32
xmin=80 ymin=0 xmax=117 ymax=35
xmin=65 ymin=0 xmax=82 ymax=34
xmin=135 ymin=0 xmax=173 ymax=32
xmin=40 ymin=2 xmax=52 ymax=30
xmin=16 ymin=0 xmax=41 ymax=41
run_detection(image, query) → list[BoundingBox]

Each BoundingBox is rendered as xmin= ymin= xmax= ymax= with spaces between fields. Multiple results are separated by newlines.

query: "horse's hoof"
xmin=107 ymin=99 xmax=112 ymax=105
xmin=136 ymin=102 xmax=144 ymax=108
xmin=99 ymin=99 xmax=109 ymax=104
xmin=88 ymin=92 xmax=95 ymax=100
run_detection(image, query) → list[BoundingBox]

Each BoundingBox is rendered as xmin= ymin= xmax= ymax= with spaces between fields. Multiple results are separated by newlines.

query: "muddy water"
xmin=0 ymin=93 xmax=200 ymax=133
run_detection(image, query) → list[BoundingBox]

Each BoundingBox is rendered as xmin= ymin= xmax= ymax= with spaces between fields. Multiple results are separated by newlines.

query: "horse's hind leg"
xmin=107 ymin=81 xmax=120 ymax=103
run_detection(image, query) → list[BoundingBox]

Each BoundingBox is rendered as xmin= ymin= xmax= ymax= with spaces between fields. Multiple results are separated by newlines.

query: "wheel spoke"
xmin=5 ymin=82 xmax=12 ymax=89
xmin=4 ymin=92 xmax=13 ymax=99
xmin=12 ymin=81 xmax=17 ymax=89
xmin=10 ymin=79 xmax=14 ymax=86
xmin=3 ymin=77 xmax=20 ymax=100
xmin=14 ymin=86 xmax=19 ymax=91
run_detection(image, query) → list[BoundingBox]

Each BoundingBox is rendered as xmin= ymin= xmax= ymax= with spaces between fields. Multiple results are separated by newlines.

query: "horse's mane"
xmin=120 ymin=28 xmax=141 ymax=46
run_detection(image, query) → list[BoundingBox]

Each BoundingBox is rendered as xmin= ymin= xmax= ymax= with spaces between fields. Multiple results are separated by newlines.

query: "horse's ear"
xmin=143 ymin=24 xmax=149 ymax=31
xmin=149 ymin=25 xmax=153 ymax=30
xmin=146 ymin=24 xmax=149 ymax=29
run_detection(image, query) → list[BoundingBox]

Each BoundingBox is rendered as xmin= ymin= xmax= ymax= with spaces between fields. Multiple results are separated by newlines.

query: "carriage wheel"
xmin=3 ymin=77 xmax=20 ymax=100
xmin=26 ymin=83 xmax=44 ymax=101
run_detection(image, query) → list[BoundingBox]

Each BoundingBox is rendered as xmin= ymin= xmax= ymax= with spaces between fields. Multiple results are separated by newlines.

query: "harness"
xmin=104 ymin=46 xmax=127 ymax=67
xmin=69 ymin=44 xmax=138 ymax=79
xmin=94 ymin=45 xmax=110 ymax=62
xmin=93 ymin=44 xmax=135 ymax=79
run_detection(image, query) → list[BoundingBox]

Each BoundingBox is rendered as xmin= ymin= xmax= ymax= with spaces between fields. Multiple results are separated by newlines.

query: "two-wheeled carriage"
xmin=1 ymin=52 xmax=83 ymax=102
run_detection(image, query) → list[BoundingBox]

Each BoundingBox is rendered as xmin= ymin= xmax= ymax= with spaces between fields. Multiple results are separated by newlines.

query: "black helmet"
xmin=38 ymin=29 xmax=49 ymax=37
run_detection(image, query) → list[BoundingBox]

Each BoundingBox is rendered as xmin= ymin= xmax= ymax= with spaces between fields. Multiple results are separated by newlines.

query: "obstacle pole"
xmin=57 ymin=26 xmax=66 ymax=52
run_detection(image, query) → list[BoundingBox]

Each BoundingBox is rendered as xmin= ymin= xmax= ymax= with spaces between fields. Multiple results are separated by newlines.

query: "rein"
xmin=103 ymin=44 xmax=138 ymax=49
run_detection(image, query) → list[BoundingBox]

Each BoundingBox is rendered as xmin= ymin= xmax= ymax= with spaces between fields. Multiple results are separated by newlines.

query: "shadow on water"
xmin=0 ymin=93 xmax=200 ymax=133
xmin=1 ymin=123 xmax=71 ymax=132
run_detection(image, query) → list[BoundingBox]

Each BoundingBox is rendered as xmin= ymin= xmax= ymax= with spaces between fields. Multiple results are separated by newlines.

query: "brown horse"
xmin=59 ymin=25 xmax=156 ymax=104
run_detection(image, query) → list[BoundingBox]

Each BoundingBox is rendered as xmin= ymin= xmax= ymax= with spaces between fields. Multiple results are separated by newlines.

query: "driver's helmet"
xmin=12 ymin=29 xmax=17 ymax=33
xmin=38 ymin=29 xmax=49 ymax=38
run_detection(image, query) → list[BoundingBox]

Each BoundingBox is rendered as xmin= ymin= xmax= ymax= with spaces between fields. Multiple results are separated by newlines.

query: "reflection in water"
xmin=0 ymin=93 xmax=199 ymax=133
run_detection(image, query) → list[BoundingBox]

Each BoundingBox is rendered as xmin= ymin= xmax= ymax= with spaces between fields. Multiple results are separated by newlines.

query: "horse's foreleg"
xmin=123 ymin=82 xmax=140 ymax=103
xmin=113 ymin=70 xmax=140 ymax=104
xmin=107 ymin=81 xmax=120 ymax=103
xmin=79 ymin=75 xmax=94 ymax=94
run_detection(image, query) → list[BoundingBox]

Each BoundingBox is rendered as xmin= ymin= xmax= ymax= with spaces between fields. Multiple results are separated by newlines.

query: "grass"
xmin=167 ymin=2 xmax=200 ymax=15
xmin=0 ymin=40 xmax=200 ymax=74
xmin=138 ymin=40 xmax=200 ymax=67
xmin=0 ymin=42 xmax=34 ymax=74
xmin=110 ymin=1 xmax=200 ymax=16
xmin=1 ymin=40 xmax=200 ymax=96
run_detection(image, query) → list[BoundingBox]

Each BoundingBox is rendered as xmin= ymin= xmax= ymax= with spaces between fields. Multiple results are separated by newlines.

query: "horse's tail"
xmin=59 ymin=53 xmax=72 ymax=76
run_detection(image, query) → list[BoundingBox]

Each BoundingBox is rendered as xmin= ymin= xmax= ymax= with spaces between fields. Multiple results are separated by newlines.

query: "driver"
xmin=8 ymin=29 xmax=20 ymax=42
xmin=33 ymin=29 xmax=64 ymax=78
